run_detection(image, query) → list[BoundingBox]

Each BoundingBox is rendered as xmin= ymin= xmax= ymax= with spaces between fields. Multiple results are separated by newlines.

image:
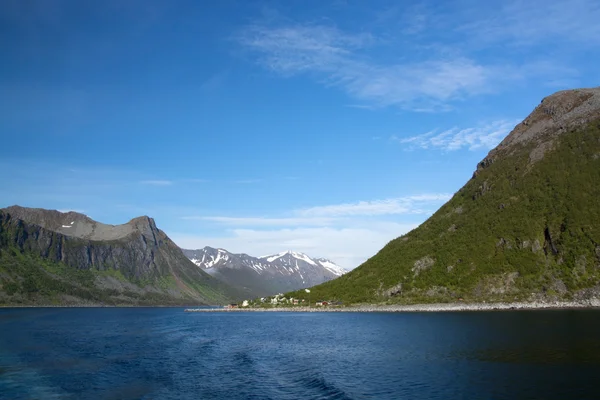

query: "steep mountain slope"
xmin=288 ymin=87 xmax=600 ymax=304
xmin=182 ymin=247 xmax=346 ymax=297
xmin=0 ymin=206 xmax=238 ymax=306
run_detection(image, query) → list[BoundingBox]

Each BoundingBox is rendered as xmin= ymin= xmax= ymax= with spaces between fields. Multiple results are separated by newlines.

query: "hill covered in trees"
xmin=288 ymin=87 xmax=600 ymax=305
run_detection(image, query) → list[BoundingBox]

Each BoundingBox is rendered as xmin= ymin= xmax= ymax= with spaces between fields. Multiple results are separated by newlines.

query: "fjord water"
xmin=1 ymin=309 xmax=599 ymax=400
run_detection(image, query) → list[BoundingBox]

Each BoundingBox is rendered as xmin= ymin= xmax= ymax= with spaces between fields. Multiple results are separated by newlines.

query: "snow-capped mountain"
xmin=181 ymin=247 xmax=347 ymax=298
xmin=259 ymin=250 xmax=347 ymax=281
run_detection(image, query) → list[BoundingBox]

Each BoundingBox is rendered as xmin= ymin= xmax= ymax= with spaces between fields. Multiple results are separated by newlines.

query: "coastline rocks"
xmin=185 ymin=299 xmax=600 ymax=313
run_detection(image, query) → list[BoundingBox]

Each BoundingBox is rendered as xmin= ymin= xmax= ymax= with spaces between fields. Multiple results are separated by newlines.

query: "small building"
xmin=293 ymin=299 xmax=299 ymax=305
xmin=242 ymin=300 xmax=249 ymax=307
xmin=226 ymin=304 xmax=238 ymax=309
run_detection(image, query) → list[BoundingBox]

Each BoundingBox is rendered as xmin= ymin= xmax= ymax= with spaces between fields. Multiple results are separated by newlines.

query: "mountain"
xmin=0 ymin=206 xmax=238 ymax=306
xmin=288 ymin=87 xmax=600 ymax=305
xmin=181 ymin=247 xmax=346 ymax=297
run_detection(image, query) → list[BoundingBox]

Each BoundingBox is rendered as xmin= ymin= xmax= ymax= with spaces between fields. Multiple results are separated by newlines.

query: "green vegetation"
xmin=0 ymin=247 xmax=228 ymax=306
xmin=288 ymin=120 xmax=600 ymax=305
xmin=0 ymin=207 xmax=237 ymax=306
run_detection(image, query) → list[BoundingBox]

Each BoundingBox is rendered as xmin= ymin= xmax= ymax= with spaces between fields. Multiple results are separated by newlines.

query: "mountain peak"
xmin=260 ymin=250 xmax=316 ymax=265
xmin=503 ymin=87 xmax=599 ymax=149
xmin=475 ymin=87 xmax=600 ymax=178
xmin=182 ymin=246 xmax=346 ymax=297
xmin=257 ymin=250 xmax=347 ymax=275
xmin=127 ymin=215 xmax=159 ymax=237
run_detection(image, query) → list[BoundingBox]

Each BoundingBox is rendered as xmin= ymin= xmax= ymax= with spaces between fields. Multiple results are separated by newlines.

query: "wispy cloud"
xmin=139 ymin=180 xmax=173 ymax=186
xmin=238 ymin=24 xmax=494 ymax=110
xmin=298 ymin=194 xmax=451 ymax=217
xmin=177 ymin=193 xmax=451 ymax=268
xmin=187 ymin=194 xmax=451 ymax=226
xmin=395 ymin=120 xmax=521 ymax=151
xmin=236 ymin=0 xmax=599 ymax=110
xmin=183 ymin=216 xmax=336 ymax=227
xmin=171 ymin=222 xmax=419 ymax=270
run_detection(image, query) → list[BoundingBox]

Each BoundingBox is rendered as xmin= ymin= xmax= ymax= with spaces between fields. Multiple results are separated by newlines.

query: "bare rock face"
xmin=0 ymin=206 xmax=234 ymax=304
xmin=2 ymin=205 xmax=151 ymax=241
xmin=475 ymin=87 xmax=600 ymax=176
xmin=412 ymin=256 xmax=434 ymax=277
xmin=385 ymin=283 xmax=403 ymax=297
xmin=0 ymin=207 xmax=168 ymax=278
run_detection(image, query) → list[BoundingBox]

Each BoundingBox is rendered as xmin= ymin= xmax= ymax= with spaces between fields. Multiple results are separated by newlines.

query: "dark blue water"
xmin=1 ymin=309 xmax=599 ymax=399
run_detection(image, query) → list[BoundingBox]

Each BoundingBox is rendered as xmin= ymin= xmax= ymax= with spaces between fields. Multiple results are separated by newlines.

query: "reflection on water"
xmin=1 ymin=308 xmax=600 ymax=399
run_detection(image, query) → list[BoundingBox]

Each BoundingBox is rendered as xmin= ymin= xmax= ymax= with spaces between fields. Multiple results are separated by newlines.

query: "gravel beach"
xmin=185 ymin=299 xmax=600 ymax=313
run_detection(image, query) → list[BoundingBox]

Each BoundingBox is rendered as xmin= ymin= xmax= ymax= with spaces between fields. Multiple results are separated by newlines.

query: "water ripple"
xmin=1 ymin=309 xmax=600 ymax=399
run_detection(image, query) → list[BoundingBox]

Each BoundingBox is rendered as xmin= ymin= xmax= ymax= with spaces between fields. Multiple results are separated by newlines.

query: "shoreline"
xmin=185 ymin=299 xmax=600 ymax=313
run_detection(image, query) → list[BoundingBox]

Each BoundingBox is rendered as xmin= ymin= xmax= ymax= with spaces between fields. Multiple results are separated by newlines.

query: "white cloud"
xmin=183 ymin=216 xmax=336 ymax=227
xmin=139 ymin=180 xmax=172 ymax=186
xmin=298 ymin=194 xmax=451 ymax=217
xmin=396 ymin=119 xmax=521 ymax=151
xmin=171 ymin=222 xmax=419 ymax=270
xmin=186 ymin=194 xmax=451 ymax=224
xmin=177 ymin=193 xmax=451 ymax=268
xmin=238 ymin=24 xmax=494 ymax=109
xmin=237 ymin=1 xmax=597 ymax=110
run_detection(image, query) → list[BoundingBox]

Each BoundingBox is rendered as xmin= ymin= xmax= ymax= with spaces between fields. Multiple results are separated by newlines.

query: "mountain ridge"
xmin=287 ymin=86 xmax=600 ymax=305
xmin=182 ymin=246 xmax=346 ymax=297
xmin=0 ymin=206 xmax=238 ymax=306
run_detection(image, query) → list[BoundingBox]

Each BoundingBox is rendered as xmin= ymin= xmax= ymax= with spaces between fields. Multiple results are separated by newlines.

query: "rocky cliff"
xmin=0 ymin=206 xmax=237 ymax=306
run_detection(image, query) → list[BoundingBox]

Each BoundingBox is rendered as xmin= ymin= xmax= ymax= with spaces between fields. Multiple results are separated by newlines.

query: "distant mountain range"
xmin=0 ymin=206 xmax=239 ymax=306
xmin=181 ymin=247 xmax=347 ymax=298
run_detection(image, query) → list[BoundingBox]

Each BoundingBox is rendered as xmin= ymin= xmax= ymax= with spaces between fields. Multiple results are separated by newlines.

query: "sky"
xmin=1 ymin=0 xmax=599 ymax=269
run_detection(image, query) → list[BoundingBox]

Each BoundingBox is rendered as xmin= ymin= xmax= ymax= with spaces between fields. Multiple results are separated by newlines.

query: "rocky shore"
xmin=185 ymin=299 xmax=600 ymax=313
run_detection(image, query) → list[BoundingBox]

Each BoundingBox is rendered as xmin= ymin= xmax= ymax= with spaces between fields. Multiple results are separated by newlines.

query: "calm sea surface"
xmin=1 ymin=308 xmax=599 ymax=399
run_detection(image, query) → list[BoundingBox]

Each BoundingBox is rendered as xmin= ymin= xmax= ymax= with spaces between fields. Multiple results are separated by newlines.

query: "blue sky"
xmin=1 ymin=0 xmax=599 ymax=268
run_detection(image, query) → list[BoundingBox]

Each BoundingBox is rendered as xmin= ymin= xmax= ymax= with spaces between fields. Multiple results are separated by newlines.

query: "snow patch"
xmin=317 ymin=259 xmax=347 ymax=276
xmin=261 ymin=250 xmax=317 ymax=266
xmin=205 ymin=250 xmax=229 ymax=268
xmin=190 ymin=258 xmax=203 ymax=267
xmin=262 ymin=250 xmax=291 ymax=262
xmin=290 ymin=251 xmax=317 ymax=266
